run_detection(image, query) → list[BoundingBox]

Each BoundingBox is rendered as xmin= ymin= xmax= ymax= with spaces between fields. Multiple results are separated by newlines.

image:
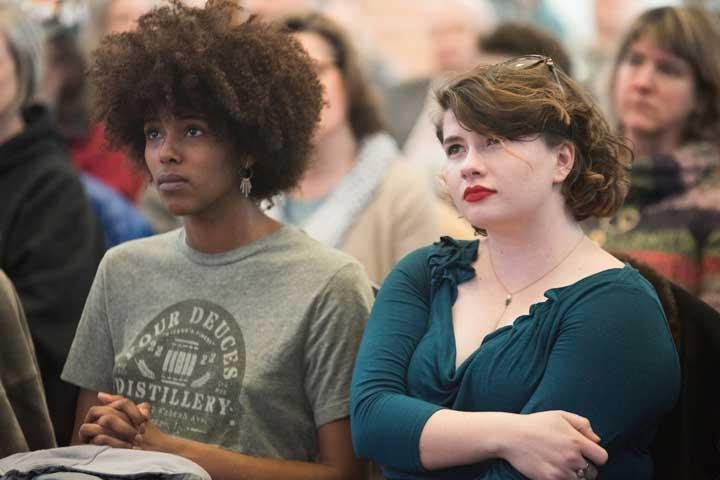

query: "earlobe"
xmin=553 ymin=143 xmax=575 ymax=183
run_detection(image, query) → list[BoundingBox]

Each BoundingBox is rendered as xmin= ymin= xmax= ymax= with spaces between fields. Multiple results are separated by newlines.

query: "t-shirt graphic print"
xmin=113 ymin=299 xmax=245 ymax=443
xmin=62 ymin=227 xmax=374 ymax=459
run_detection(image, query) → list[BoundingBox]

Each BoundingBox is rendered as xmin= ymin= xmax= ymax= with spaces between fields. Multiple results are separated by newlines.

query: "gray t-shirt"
xmin=62 ymin=226 xmax=373 ymax=461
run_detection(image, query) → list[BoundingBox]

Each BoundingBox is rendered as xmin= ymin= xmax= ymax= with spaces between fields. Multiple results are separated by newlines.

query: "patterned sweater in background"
xmin=585 ymin=142 xmax=720 ymax=310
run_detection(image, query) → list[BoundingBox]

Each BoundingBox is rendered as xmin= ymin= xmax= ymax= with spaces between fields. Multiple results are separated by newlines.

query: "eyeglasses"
xmin=496 ymin=55 xmax=564 ymax=94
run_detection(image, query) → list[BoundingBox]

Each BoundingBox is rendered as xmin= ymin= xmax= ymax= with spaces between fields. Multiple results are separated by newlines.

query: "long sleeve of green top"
xmin=350 ymin=238 xmax=681 ymax=479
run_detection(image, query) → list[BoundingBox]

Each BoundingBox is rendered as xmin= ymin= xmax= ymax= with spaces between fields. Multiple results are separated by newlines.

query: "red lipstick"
xmin=463 ymin=185 xmax=496 ymax=202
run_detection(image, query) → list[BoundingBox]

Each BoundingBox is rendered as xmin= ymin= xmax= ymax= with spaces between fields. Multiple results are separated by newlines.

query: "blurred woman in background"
xmin=592 ymin=6 xmax=720 ymax=309
xmin=272 ymin=12 xmax=441 ymax=285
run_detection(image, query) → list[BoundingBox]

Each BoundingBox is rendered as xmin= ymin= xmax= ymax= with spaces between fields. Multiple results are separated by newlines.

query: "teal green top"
xmin=351 ymin=237 xmax=681 ymax=479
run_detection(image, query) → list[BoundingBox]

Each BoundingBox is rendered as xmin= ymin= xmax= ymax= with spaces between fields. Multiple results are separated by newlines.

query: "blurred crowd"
xmin=2 ymin=0 xmax=720 ymax=464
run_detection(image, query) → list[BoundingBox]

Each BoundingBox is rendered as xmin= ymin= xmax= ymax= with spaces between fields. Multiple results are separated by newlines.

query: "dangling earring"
xmin=239 ymin=161 xmax=253 ymax=197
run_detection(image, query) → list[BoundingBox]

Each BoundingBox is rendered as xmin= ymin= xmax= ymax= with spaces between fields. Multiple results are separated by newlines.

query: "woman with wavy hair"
xmin=591 ymin=6 xmax=720 ymax=309
xmin=351 ymin=56 xmax=680 ymax=479
xmin=62 ymin=2 xmax=372 ymax=479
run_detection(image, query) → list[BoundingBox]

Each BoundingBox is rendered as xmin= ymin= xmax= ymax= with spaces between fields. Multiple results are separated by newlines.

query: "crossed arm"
xmin=351 ymin=248 xmax=680 ymax=479
xmin=72 ymin=389 xmax=366 ymax=480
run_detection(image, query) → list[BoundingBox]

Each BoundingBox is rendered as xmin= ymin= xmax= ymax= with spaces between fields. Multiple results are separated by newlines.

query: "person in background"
xmin=43 ymin=20 xmax=155 ymax=248
xmin=68 ymin=0 xmax=159 ymax=202
xmin=270 ymin=12 xmax=440 ymax=285
xmin=380 ymin=0 xmax=497 ymax=150
xmin=584 ymin=0 xmax=660 ymax=113
xmin=351 ymin=56 xmax=680 ymax=479
xmin=0 ymin=269 xmax=56 ymax=457
xmin=476 ymin=22 xmax=572 ymax=74
xmin=62 ymin=3 xmax=372 ymax=480
xmin=487 ymin=0 xmax=565 ymax=40
xmin=589 ymin=6 xmax=720 ymax=309
xmin=0 ymin=2 xmax=103 ymax=445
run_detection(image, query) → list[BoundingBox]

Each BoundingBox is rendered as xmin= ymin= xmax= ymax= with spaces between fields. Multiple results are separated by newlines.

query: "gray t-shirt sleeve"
xmin=303 ymin=262 xmax=373 ymax=428
xmin=62 ymin=255 xmax=116 ymax=393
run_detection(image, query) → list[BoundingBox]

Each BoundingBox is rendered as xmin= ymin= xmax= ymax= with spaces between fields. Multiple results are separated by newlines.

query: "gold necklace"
xmin=488 ymin=234 xmax=586 ymax=310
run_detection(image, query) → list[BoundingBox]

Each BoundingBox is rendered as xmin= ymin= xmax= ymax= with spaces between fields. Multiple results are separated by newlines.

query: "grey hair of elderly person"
xmin=0 ymin=2 xmax=44 ymax=111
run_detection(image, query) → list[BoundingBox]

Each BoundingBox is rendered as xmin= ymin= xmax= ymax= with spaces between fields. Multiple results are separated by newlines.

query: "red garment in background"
xmin=69 ymin=123 xmax=145 ymax=202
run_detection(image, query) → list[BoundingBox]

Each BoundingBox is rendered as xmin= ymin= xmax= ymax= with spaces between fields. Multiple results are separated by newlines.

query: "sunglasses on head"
xmin=496 ymin=54 xmax=564 ymax=94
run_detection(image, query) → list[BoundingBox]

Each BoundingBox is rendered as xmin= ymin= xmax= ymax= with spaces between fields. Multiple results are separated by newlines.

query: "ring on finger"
xmin=575 ymin=462 xmax=598 ymax=480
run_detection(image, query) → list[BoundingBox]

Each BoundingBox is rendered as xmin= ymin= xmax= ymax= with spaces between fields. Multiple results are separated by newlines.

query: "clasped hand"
xmin=504 ymin=410 xmax=608 ymax=480
xmin=79 ymin=392 xmax=155 ymax=449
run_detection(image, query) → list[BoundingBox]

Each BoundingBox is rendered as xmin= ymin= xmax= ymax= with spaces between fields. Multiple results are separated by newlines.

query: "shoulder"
xmin=0 ymin=270 xmax=15 ymax=304
xmin=427 ymin=236 xmax=478 ymax=286
xmin=591 ymin=264 xmax=660 ymax=300
xmin=277 ymin=229 xmax=374 ymax=311
xmin=17 ymin=150 xmax=83 ymax=195
xmin=278 ymin=226 xmax=361 ymax=267
xmin=8 ymin=124 xmax=75 ymax=177
xmin=102 ymin=230 xmax=178 ymax=267
xmin=559 ymin=264 xmax=667 ymax=329
xmin=0 ymin=271 xmax=21 ymax=337
xmin=382 ymin=237 xmax=477 ymax=289
xmin=270 ymin=226 xmax=373 ymax=286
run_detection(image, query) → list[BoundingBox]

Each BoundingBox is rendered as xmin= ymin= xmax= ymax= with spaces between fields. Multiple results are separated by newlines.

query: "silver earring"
xmin=239 ymin=162 xmax=253 ymax=197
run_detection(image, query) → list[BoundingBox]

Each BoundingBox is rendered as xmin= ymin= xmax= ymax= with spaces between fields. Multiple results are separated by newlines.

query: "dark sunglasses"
xmin=496 ymin=54 xmax=564 ymax=94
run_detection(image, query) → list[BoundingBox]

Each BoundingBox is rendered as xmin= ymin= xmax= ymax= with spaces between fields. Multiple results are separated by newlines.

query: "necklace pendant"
xmin=505 ymin=294 xmax=512 ymax=307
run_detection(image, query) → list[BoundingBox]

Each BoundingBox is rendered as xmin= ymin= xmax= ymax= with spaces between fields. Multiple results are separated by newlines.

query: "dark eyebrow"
xmin=442 ymin=135 xmax=465 ymax=146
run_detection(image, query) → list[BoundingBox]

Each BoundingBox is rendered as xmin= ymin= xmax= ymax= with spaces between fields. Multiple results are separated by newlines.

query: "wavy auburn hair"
xmin=435 ymin=61 xmax=632 ymax=229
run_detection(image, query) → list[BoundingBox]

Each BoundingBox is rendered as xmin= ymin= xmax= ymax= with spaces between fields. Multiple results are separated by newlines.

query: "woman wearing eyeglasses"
xmin=350 ymin=56 xmax=680 ymax=479
xmin=588 ymin=6 xmax=720 ymax=310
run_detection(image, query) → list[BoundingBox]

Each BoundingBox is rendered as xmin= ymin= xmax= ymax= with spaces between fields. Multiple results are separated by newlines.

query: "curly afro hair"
xmin=89 ymin=0 xmax=323 ymax=201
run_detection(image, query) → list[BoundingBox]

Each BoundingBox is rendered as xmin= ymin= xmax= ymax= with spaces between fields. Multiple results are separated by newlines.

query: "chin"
xmin=162 ymin=201 xmax=193 ymax=217
xmin=621 ymin=116 xmax=659 ymax=135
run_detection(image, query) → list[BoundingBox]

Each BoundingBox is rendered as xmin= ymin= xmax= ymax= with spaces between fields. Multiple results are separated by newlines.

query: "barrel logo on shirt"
xmin=113 ymin=299 xmax=245 ymax=443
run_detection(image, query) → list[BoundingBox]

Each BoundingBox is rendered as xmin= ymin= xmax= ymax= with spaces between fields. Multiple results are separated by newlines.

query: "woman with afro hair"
xmin=61 ymin=2 xmax=373 ymax=479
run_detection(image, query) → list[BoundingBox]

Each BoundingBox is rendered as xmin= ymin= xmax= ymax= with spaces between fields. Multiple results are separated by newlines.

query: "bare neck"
xmin=482 ymin=199 xmax=584 ymax=293
xmin=293 ymin=122 xmax=357 ymax=200
xmin=183 ymin=199 xmax=282 ymax=254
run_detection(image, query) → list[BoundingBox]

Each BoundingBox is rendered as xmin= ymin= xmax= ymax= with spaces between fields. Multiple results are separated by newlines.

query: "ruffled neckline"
xmin=428 ymin=236 xmax=633 ymax=373
xmin=429 ymin=237 xmax=479 ymax=301
xmin=428 ymin=235 xmax=631 ymax=306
